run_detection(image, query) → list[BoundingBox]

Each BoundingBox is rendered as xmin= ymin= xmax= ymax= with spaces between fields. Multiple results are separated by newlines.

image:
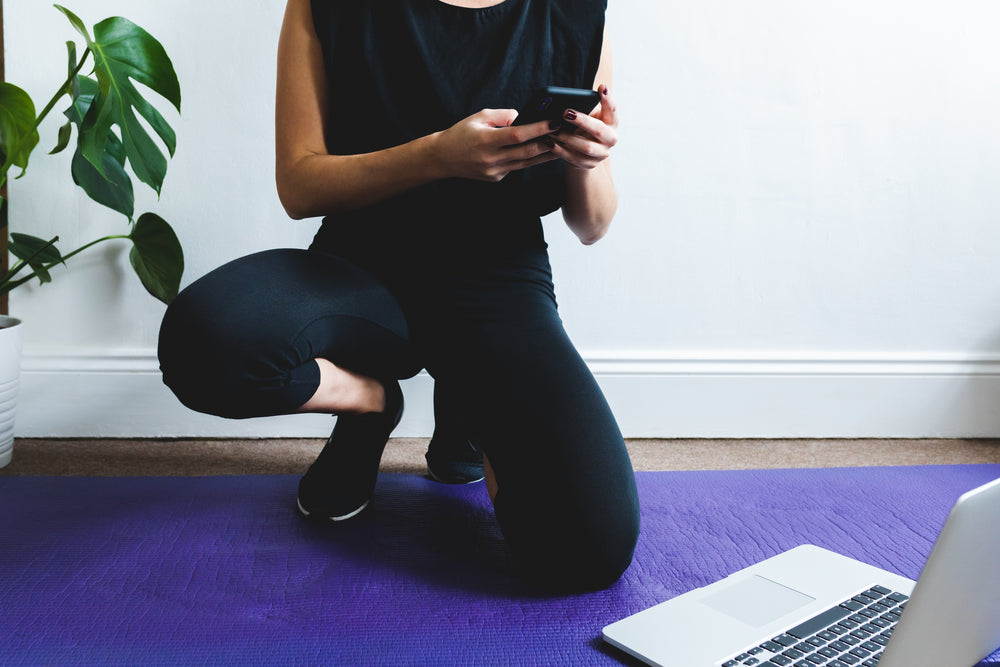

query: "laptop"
xmin=603 ymin=475 xmax=1000 ymax=667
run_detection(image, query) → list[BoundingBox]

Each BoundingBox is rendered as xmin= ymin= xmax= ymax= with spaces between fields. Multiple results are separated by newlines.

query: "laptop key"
xmin=770 ymin=657 xmax=794 ymax=666
xmin=869 ymin=585 xmax=891 ymax=595
xmin=761 ymin=641 xmax=784 ymax=652
xmin=787 ymin=605 xmax=852 ymax=639
xmin=773 ymin=634 xmax=799 ymax=647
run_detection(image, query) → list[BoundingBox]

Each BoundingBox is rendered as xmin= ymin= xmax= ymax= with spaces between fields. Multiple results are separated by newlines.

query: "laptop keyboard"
xmin=720 ymin=585 xmax=909 ymax=667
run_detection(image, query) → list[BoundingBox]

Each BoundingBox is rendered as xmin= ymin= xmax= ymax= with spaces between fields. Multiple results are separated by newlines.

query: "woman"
xmin=158 ymin=0 xmax=639 ymax=591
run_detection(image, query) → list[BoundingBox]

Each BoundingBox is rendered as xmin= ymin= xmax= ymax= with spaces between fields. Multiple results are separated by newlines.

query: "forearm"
xmin=562 ymin=161 xmax=617 ymax=245
xmin=276 ymin=133 xmax=446 ymax=220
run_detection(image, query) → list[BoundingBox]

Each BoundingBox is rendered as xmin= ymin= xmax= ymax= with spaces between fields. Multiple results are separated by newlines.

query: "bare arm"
xmin=274 ymin=0 xmax=559 ymax=220
xmin=551 ymin=26 xmax=619 ymax=244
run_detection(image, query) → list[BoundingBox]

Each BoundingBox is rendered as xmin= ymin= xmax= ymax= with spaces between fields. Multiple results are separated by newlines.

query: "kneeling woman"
xmin=158 ymin=0 xmax=639 ymax=591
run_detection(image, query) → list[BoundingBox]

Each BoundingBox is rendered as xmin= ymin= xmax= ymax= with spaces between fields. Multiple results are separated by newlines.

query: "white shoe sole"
xmin=297 ymin=495 xmax=370 ymax=522
xmin=427 ymin=469 xmax=485 ymax=485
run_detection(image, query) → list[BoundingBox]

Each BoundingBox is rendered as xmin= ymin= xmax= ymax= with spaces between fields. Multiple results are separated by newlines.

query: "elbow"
xmin=570 ymin=217 xmax=612 ymax=245
xmin=578 ymin=226 xmax=608 ymax=245
xmin=276 ymin=174 xmax=313 ymax=221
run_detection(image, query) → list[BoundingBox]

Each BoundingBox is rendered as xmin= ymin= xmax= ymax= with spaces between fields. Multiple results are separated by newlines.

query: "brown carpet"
xmin=2 ymin=438 xmax=999 ymax=477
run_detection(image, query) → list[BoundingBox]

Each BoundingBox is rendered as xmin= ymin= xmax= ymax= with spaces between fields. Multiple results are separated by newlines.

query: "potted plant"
xmin=0 ymin=4 xmax=184 ymax=467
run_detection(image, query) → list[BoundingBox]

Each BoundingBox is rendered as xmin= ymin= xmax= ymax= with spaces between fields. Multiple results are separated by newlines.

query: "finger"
xmin=595 ymin=84 xmax=619 ymax=127
xmin=494 ymin=118 xmax=560 ymax=147
xmin=499 ymin=134 xmax=558 ymax=162
xmin=553 ymin=130 xmax=611 ymax=161
xmin=505 ymin=151 xmax=561 ymax=172
xmin=560 ymin=107 xmax=617 ymax=149
xmin=548 ymin=137 xmax=605 ymax=170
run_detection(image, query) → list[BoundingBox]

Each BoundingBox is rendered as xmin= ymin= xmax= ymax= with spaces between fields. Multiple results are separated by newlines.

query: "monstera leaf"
xmin=63 ymin=74 xmax=135 ymax=218
xmin=129 ymin=212 xmax=183 ymax=303
xmin=0 ymin=83 xmax=40 ymax=183
xmin=7 ymin=234 xmax=62 ymax=287
xmin=56 ymin=4 xmax=181 ymax=197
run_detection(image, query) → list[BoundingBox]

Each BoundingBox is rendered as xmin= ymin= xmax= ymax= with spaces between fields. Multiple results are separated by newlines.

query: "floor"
xmin=3 ymin=438 xmax=999 ymax=476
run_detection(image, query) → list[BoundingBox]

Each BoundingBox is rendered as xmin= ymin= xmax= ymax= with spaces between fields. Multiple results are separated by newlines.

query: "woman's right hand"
xmin=431 ymin=109 xmax=560 ymax=182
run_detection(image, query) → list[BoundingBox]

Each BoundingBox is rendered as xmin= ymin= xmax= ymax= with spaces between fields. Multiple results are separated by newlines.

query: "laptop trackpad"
xmin=702 ymin=575 xmax=815 ymax=627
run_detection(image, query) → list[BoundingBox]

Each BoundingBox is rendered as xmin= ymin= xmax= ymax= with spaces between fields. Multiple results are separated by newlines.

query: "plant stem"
xmin=0 ymin=233 xmax=129 ymax=294
xmin=31 ymin=47 xmax=91 ymax=134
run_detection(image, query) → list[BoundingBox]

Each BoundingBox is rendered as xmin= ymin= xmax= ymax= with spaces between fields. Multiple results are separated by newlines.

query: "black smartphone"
xmin=512 ymin=86 xmax=601 ymax=127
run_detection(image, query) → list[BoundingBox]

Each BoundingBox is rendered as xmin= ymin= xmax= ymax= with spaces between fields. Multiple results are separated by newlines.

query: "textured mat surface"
xmin=2 ymin=465 xmax=999 ymax=666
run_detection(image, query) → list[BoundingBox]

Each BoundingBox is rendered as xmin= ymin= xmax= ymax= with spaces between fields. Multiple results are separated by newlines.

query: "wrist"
xmin=420 ymin=131 xmax=451 ymax=181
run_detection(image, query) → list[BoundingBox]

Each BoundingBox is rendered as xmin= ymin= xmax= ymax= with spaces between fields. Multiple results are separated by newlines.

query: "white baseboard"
xmin=16 ymin=349 xmax=1000 ymax=438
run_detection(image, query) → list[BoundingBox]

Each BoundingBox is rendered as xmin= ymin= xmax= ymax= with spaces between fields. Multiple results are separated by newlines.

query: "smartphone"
xmin=512 ymin=86 xmax=601 ymax=127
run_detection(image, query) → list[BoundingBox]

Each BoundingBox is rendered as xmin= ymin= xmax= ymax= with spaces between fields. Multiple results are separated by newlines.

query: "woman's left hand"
xmin=547 ymin=84 xmax=619 ymax=170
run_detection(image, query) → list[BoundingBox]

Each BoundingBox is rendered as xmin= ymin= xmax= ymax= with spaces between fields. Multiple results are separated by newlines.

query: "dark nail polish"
xmin=564 ymin=109 xmax=577 ymax=121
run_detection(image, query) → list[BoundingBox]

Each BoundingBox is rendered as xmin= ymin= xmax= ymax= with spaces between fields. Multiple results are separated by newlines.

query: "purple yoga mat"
xmin=2 ymin=465 xmax=999 ymax=665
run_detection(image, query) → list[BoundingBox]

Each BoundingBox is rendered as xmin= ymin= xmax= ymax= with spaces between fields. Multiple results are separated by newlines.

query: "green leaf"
xmin=68 ymin=11 xmax=181 ymax=197
xmin=129 ymin=212 xmax=183 ymax=304
xmin=64 ymin=76 xmax=134 ymax=218
xmin=50 ymin=41 xmax=80 ymax=156
xmin=51 ymin=121 xmax=73 ymax=155
xmin=8 ymin=233 xmax=63 ymax=285
xmin=54 ymin=5 xmax=90 ymax=42
xmin=0 ymin=82 xmax=40 ymax=181
xmin=71 ymin=142 xmax=134 ymax=218
xmin=9 ymin=233 xmax=63 ymax=264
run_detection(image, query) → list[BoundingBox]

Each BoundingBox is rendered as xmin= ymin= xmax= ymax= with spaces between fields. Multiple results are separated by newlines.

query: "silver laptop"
xmin=603 ymin=475 xmax=1000 ymax=667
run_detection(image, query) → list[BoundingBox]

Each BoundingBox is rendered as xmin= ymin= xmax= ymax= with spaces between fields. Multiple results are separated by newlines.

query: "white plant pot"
xmin=0 ymin=316 xmax=23 ymax=468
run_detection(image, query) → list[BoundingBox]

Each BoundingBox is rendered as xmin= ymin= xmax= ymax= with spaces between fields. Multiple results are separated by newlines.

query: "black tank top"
xmin=308 ymin=0 xmax=607 ymax=274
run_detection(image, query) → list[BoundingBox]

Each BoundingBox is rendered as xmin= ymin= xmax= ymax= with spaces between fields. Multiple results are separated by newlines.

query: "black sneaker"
xmin=425 ymin=435 xmax=484 ymax=485
xmin=297 ymin=380 xmax=404 ymax=521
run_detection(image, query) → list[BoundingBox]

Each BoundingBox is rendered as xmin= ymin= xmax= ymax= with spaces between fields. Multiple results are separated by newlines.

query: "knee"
xmin=497 ymin=488 xmax=641 ymax=592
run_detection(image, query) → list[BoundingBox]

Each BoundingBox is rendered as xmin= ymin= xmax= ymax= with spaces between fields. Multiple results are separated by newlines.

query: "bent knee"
xmin=498 ymin=492 xmax=641 ymax=592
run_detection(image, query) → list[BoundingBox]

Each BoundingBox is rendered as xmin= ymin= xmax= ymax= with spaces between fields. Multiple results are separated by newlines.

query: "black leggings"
xmin=158 ymin=247 xmax=639 ymax=590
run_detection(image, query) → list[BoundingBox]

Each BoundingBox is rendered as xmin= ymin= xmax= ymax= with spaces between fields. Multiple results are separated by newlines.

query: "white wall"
xmin=7 ymin=0 xmax=1000 ymax=438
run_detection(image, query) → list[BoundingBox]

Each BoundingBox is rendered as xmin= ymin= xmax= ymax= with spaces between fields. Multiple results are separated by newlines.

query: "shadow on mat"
xmin=292 ymin=474 xmax=541 ymax=597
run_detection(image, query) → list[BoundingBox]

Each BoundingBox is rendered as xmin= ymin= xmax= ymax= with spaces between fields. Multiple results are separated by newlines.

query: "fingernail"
xmin=564 ymin=109 xmax=577 ymax=121
xmin=601 ymin=85 xmax=610 ymax=96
